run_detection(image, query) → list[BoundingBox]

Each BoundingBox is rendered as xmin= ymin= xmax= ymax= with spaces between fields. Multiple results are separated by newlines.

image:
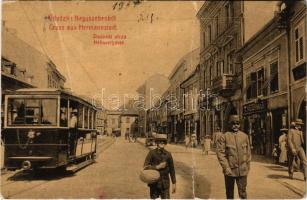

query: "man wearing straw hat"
xmin=287 ymin=119 xmax=306 ymax=180
xmin=143 ymin=133 xmax=176 ymax=199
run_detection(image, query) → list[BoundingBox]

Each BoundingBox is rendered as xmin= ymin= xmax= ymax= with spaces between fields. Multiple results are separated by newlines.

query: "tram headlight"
xmin=27 ymin=130 xmax=35 ymax=139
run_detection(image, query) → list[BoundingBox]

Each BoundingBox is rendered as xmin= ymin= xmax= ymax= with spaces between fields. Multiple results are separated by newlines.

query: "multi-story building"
xmin=168 ymin=48 xmax=200 ymax=143
xmin=105 ymin=110 xmax=121 ymax=136
xmin=238 ymin=0 xmax=306 ymax=156
xmin=288 ymin=1 xmax=306 ymax=132
xmin=2 ymin=29 xmax=66 ymax=90
xmin=180 ymin=60 xmax=201 ymax=143
xmin=239 ymin=11 xmax=289 ymax=156
xmin=136 ymin=74 xmax=169 ymax=136
xmin=119 ymin=98 xmax=138 ymax=136
xmin=197 ymin=1 xmax=277 ymax=138
xmin=96 ymin=108 xmax=107 ymax=135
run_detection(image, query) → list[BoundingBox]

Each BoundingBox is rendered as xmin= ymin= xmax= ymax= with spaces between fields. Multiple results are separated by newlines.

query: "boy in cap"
xmin=143 ymin=133 xmax=176 ymax=199
xmin=216 ymin=115 xmax=251 ymax=199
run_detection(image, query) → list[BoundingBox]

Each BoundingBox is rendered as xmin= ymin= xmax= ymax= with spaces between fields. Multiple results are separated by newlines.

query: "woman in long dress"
xmin=278 ymin=128 xmax=288 ymax=163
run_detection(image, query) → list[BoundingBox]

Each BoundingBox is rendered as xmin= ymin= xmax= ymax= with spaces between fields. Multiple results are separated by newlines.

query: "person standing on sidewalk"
xmin=212 ymin=126 xmax=223 ymax=150
xmin=278 ymin=128 xmax=288 ymax=164
xmin=287 ymin=119 xmax=306 ymax=180
xmin=216 ymin=115 xmax=251 ymax=199
xmin=143 ymin=133 xmax=176 ymax=199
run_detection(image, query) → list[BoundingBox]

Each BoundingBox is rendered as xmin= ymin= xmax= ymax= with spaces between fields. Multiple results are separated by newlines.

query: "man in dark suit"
xmin=144 ymin=133 xmax=176 ymax=199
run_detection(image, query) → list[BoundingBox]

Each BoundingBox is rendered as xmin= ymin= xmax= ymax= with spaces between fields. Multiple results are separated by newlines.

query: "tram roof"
xmin=4 ymin=88 xmax=97 ymax=109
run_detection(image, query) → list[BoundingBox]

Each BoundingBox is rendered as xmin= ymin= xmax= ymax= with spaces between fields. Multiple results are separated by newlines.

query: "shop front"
xmin=243 ymin=99 xmax=269 ymax=155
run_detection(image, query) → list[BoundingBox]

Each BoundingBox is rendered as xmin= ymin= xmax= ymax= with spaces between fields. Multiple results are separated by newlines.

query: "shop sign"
xmin=243 ymin=100 xmax=267 ymax=116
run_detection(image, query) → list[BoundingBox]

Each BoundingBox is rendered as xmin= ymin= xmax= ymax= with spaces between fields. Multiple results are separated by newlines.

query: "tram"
xmin=2 ymin=88 xmax=98 ymax=171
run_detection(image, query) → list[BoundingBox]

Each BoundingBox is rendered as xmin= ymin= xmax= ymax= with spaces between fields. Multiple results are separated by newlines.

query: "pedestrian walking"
xmin=143 ymin=133 xmax=176 ymax=199
xmin=287 ymin=119 xmax=306 ymax=180
xmin=272 ymin=144 xmax=280 ymax=164
xmin=278 ymin=128 xmax=288 ymax=164
xmin=216 ymin=115 xmax=251 ymax=199
xmin=185 ymin=134 xmax=190 ymax=149
xmin=212 ymin=127 xmax=223 ymax=149
xmin=200 ymin=136 xmax=206 ymax=154
xmin=204 ymin=135 xmax=211 ymax=155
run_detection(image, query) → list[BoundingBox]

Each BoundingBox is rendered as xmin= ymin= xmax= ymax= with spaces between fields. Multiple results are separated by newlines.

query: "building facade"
xmin=197 ymin=1 xmax=244 ymax=138
xmin=136 ymin=74 xmax=169 ymax=136
xmin=238 ymin=0 xmax=306 ymax=156
xmin=2 ymin=29 xmax=66 ymax=90
xmin=197 ymin=1 xmax=278 ymax=139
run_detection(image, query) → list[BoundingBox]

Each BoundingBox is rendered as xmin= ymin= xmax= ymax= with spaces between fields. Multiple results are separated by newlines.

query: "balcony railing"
xmin=211 ymin=74 xmax=236 ymax=96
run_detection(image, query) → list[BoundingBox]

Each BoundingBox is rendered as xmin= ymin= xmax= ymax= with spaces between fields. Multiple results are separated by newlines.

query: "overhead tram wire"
xmin=19 ymin=3 xmax=52 ymax=62
xmin=20 ymin=3 xmax=99 ymax=93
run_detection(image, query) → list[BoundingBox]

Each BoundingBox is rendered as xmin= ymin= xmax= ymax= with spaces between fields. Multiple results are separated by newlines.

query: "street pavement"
xmin=137 ymin=138 xmax=306 ymax=199
xmin=1 ymin=136 xmax=306 ymax=199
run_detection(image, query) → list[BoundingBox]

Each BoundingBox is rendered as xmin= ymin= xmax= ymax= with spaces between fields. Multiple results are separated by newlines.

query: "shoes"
xmin=289 ymin=174 xmax=293 ymax=179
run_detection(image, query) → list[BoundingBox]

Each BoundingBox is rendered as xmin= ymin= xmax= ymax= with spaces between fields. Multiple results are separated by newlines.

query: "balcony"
xmin=211 ymin=74 xmax=236 ymax=97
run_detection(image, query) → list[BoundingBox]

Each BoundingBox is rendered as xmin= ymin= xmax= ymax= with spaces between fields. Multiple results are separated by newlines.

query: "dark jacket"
xmin=144 ymin=148 xmax=176 ymax=189
xmin=217 ymin=130 xmax=251 ymax=177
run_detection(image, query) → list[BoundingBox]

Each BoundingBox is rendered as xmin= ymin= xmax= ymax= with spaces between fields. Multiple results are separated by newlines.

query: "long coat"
xmin=278 ymin=134 xmax=287 ymax=163
xmin=144 ymin=148 xmax=176 ymax=189
xmin=217 ymin=130 xmax=251 ymax=177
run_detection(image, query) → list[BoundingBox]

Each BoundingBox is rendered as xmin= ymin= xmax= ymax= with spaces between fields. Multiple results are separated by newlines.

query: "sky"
xmin=2 ymin=1 xmax=204 ymax=100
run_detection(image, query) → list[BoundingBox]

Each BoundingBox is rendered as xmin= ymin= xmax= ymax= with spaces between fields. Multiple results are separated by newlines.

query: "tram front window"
xmin=7 ymin=98 xmax=57 ymax=126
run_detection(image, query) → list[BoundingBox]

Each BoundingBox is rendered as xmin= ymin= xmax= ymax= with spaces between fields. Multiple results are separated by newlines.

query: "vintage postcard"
xmin=1 ymin=0 xmax=306 ymax=199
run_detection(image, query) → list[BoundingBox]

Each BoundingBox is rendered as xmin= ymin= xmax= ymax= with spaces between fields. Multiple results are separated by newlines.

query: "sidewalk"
xmin=137 ymin=137 xmax=306 ymax=198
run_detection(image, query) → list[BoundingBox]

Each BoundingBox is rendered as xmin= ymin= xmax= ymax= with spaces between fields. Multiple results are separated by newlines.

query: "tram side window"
xmin=7 ymin=98 xmax=57 ymax=126
xmin=84 ymin=107 xmax=89 ymax=129
xmin=89 ymin=109 xmax=93 ymax=129
xmin=41 ymin=99 xmax=57 ymax=125
xmin=60 ymin=99 xmax=68 ymax=127
xmin=8 ymin=99 xmax=25 ymax=125
xmin=77 ymin=104 xmax=83 ymax=128
xmin=69 ymin=100 xmax=80 ymax=128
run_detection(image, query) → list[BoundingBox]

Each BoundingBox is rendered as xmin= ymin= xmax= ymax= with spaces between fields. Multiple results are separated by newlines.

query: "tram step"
xmin=66 ymin=159 xmax=95 ymax=173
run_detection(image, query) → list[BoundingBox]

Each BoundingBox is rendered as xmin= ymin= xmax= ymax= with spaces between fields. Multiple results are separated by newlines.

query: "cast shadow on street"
xmin=175 ymin=160 xmax=211 ymax=199
xmin=7 ymin=168 xmax=75 ymax=181
xmin=264 ymin=165 xmax=288 ymax=172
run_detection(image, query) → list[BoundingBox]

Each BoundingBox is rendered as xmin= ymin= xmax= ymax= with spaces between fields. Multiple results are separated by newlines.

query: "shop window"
xmin=295 ymin=22 xmax=305 ymax=63
xmin=270 ymin=61 xmax=279 ymax=93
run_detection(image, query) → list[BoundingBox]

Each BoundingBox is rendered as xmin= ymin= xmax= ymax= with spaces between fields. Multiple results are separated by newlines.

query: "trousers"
xmin=288 ymin=147 xmax=306 ymax=177
xmin=224 ymin=175 xmax=247 ymax=199
xmin=149 ymin=184 xmax=170 ymax=199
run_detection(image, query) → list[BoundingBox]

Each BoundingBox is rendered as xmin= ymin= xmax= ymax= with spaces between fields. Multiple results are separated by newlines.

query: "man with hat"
xmin=143 ymin=133 xmax=176 ymax=199
xmin=216 ymin=115 xmax=251 ymax=199
xmin=287 ymin=119 xmax=306 ymax=180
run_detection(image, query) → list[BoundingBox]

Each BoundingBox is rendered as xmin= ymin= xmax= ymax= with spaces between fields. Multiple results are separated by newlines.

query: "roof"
xmin=2 ymin=29 xmax=66 ymax=85
xmin=4 ymin=88 xmax=96 ymax=109
xmin=168 ymin=48 xmax=200 ymax=80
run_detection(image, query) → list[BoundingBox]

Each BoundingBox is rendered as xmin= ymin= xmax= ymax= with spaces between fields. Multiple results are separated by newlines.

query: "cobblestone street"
xmin=1 ymin=136 xmax=305 ymax=199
